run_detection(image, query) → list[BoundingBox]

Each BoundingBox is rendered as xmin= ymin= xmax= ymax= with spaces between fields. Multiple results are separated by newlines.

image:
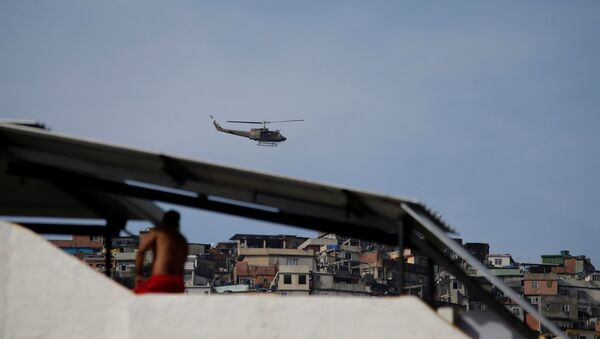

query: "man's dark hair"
xmin=162 ymin=210 xmax=180 ymax=229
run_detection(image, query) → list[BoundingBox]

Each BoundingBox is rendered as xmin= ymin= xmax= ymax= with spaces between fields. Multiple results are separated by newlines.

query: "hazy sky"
xmin=1 ymin=1 xmax=599 ymax=264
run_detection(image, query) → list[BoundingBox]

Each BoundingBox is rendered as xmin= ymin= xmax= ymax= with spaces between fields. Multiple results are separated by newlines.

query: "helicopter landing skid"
xmin=257 ymin=141 xmax=279 ymax=147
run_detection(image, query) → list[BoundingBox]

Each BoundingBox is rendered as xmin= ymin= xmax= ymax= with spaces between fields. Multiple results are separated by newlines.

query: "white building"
xmin=272 ymin=265 xmax=311 ymax=296
xmin=487 ymin=254 xmax=516 ymax=268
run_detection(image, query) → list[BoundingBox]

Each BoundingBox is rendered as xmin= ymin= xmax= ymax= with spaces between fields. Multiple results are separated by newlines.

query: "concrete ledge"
xmin=130 ymin=294 xmax=468 ymax=339
xmin=1 ymin=221 xmax=469 ymax=339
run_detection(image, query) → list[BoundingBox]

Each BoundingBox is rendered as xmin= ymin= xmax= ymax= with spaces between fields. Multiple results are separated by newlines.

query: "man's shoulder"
xmin=153 ymin=227 xmax=185 ymax=239
xmin=146 ymin=228 xmax=160 ymax=236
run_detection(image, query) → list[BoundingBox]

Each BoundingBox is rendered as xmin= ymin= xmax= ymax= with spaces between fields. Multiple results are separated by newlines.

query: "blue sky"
xmin=1 ymin=1 xmax=599 ymax=264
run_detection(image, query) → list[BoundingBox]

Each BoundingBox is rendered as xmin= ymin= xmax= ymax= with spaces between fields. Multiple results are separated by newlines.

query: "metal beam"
xmin=401 ymin=203 xmax=558 ymax=338
xmin=104 ymin=218 xmax=126 ymax=278
xmin=397 ymin=221 xmax=405 ymax=295
xmin=409 ymin=232 xmax=537 ymax=338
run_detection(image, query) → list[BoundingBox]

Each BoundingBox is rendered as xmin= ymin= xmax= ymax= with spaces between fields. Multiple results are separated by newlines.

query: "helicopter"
xmin=210 ymin=115 xmax=303 ymax=147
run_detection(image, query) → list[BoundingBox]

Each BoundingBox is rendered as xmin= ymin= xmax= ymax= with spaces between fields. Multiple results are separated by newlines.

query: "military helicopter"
xmin=210 ymin=115 xmax=303 ymax=147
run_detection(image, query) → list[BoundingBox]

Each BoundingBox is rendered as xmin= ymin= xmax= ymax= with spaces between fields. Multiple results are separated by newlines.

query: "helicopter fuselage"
xmin=249 ymin=128 xmax=286 ymax=142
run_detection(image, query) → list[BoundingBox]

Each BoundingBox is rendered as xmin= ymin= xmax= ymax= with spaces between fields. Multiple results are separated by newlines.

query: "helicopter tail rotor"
xmin=210 ymin=115 xmax=224 ymax=131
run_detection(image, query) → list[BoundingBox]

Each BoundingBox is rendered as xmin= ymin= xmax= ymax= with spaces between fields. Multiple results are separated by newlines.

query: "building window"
xmin=512 ymin=308 xmax=521 ymax=316
xmin=494 ymin=258 xmax=502 ymax=266
xmin=283 ymin=274 xmax=291 ymax=284
xmin=120 ymin=265 xmax=126 ymax=271
xmin=546 ymin=281 xmax=553 ymax=288
xmin=345 ymin=252 xmax=352 ymax=260
xmin=472 ymin=303 xmax=484 ymax=311
xmin=286 ymin=258 xmax=298 ymax=265
xmin=299 ymin=275 xmax=306 ymax=285
xmin=452 ymin=281 xmax=458 ymax=289
xmin=578 ymin=290 xmax=586 ymax=299
xmin=562 ymin=304 xmax=570 ymax=312
xmin=531 ymin=281 xmax=538 ymax=289
xmin=530 ymin=296 xmax=539 ymax=305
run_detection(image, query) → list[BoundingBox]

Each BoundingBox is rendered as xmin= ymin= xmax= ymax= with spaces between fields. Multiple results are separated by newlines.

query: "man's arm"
xmin=135 ymin=231 xmax=156 ymax=281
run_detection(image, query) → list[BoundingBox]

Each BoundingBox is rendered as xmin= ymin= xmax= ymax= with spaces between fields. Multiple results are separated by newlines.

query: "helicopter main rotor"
xmin=226 ymin=119 xmax=304 ymax=129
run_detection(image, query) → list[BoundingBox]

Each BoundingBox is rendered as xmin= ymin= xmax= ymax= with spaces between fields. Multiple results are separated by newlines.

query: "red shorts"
xmin=134 ymin=274 xmax=185 ymax=294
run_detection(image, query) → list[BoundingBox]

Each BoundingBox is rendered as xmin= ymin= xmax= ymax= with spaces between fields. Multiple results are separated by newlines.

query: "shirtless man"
xmin=133 ymin=210 xmax=188 ymax=294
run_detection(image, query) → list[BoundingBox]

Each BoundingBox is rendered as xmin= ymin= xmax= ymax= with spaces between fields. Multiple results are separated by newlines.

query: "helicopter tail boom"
xmin=210 ymin=115 xmax=251 ymax=138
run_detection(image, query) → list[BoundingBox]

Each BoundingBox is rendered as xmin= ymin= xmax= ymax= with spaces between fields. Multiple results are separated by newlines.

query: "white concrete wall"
xmin=1 ymin=221 xmax=470 ymax=339
xmin=129 ymin=295 xmax=468 ymax=339
xmin=0 ymin=221 xmax=131 ymax=339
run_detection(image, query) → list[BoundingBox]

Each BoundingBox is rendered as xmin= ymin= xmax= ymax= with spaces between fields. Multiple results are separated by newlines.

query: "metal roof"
xmin=0 ymin=121 xmax=454 ymax=236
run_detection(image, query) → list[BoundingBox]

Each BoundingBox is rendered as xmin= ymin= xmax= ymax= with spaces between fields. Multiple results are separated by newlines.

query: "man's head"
xmin=161 ymin=210 xmax=180 ymax=230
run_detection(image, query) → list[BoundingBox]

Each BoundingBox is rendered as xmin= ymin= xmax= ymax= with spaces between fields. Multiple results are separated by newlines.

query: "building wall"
xmin=464 ymin=243 xmax=489 ymax=263
xmin=276 ymin=265 xmax=310 ymax=293
xmin=233 ymin=261 xmax=277 ymax=287
xmin=361 ymin=251 xmax=382 ymax=265
xmin=564 ymin=329 xmax=600 ymax=339
xmin=188 ymin=243 xmax=209 ymax=255
xmin=524 ymin=274 xmax=558 ymax=296
xmin=542 ymin=255 xmax=565 ymax=266
xmin=242 ymin=256 xmax=271 ymax=266
xmin=486 ymin=255 xmax=512 ymax=268
xmin=239 ymin=247 xmax=314 ymax=257
xmin=50 ymin=235 xmax=103 ymax=250
xmin=525 ymin=313 xmax=540 ymax=332
xmin=268 ymin=256 xmax=314 ymax=269
xmin=524 ymin=279 xmax=557 ymax=296
xmin=553 ymin=258 xmax=577 ymax=274
xmin=540 ymin=295 xmax=578 ymax=322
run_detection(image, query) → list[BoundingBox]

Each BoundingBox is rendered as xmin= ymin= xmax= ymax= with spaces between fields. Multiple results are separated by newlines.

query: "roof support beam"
xmin=401 ymin=203 xmax=561 ymax=338
xmin=409 ymin=231 xmax=535 ymax=338
xmin=7 ymin=160 xmax=399 ymax=242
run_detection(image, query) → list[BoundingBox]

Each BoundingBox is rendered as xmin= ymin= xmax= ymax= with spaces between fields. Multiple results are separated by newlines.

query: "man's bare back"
xmin=139 ymin=227 xmax=188 ymax=275
xmin=134 ymin=210 xmax=188 ymax=294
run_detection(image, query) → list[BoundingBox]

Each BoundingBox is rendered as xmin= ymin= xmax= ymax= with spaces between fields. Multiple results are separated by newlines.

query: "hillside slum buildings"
xmin=51 ymin=233 xmax=600 ymax=336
